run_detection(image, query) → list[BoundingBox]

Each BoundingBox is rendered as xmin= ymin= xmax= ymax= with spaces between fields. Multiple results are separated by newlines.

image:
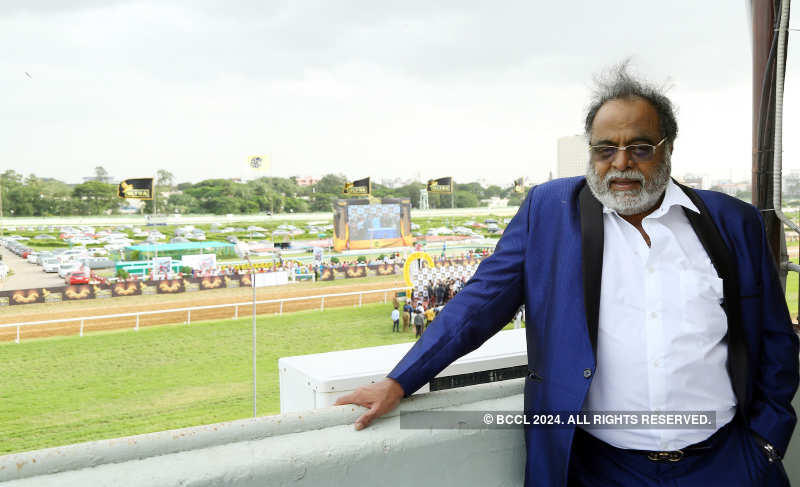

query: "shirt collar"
xmin=602 ymin=179 xmax=700 ymax=217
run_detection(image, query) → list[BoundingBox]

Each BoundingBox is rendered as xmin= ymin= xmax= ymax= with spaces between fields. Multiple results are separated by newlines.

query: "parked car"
xmin=41 ymin=257 xmax=60 ymax=273
xmin=67 ymin=271 xmax=91 ymax=285
xmin=58 ymin=262 xmax=82 ymax=278
xmin=170 ymin=237 xmax=190 ymax=244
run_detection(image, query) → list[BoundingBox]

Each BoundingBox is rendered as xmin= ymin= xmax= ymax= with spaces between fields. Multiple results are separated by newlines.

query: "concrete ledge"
xmin=0 ymin=379 xmax=525 ymax=486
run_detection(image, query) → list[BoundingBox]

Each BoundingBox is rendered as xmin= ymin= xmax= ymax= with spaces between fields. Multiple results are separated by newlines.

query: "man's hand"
xmin=334 ymin=378 xmax=405 ymax=430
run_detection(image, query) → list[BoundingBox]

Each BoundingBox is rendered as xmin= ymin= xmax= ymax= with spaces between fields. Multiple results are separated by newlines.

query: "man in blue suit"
xmin=335 ymin=65 xmax=799 ymax=486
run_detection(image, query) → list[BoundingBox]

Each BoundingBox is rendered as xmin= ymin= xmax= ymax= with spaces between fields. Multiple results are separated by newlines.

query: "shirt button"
xmin=650 ymin=312 xmax=657 ymax=319
xmin=583 ymin=368 xmax=593 ymax=379
xmin=647 ymin=266 xmax=655 ymax=274
xmin=653 ymin=359 xmax=661 ymax=368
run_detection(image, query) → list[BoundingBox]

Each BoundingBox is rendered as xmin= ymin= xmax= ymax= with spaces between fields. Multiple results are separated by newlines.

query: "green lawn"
xmin=0 ymin=303 xmax=419 ymax=455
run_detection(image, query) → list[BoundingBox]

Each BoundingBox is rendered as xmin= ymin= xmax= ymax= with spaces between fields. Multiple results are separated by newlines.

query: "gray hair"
xmin=584 ymin=61 xmax=678 ymax=148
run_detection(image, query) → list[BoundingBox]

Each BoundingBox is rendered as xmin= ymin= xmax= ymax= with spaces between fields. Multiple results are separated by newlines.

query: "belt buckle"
xmin=647 ymin=450 xmax=684 ymax=462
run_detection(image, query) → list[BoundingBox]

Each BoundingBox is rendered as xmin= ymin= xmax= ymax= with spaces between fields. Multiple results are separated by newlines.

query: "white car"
xmin=58 ymin=262 xmax=81 ymax=278
xmin=42 ymin=258 xmax=60 ymax=273
xmin=63 ymin=248 xmax=88 ymax=259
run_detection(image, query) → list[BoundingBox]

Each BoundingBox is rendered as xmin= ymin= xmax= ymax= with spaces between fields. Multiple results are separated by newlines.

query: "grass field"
xmin=1 ymin=298 xmax=521 ymax=456
xmin=0 ymin=303 xmax=420 ymax=455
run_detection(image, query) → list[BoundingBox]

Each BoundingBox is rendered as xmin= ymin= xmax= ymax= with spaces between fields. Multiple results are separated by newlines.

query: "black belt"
xmin=575 ymin=419 xmax=733 ymax=463
xmin=627 ymin=419 xmax=733 ymax=462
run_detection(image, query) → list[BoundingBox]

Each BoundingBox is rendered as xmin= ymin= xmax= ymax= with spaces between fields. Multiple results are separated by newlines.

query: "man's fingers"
xmin=333 ymin=379 xmax=405 ymax=430
xmin=333 ymin=393 xmax=357 ymax=406
xmin=334 ymin=392 xmax=373 ymax=409
xmin=355 ymin=406 xmax=379 ymax=430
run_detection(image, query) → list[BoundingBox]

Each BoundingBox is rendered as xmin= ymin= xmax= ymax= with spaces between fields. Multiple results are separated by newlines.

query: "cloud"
xmin=0 ymin=0 xmax=789 ymax=186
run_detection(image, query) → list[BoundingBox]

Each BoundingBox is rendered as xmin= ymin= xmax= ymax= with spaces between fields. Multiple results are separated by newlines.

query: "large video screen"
xmin=333 ymin=198 xmax=412 ymax=251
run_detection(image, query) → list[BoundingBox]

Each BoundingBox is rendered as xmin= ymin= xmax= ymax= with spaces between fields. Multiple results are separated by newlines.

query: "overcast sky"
xmin=3 ymin=1 xmax=800 ymax=187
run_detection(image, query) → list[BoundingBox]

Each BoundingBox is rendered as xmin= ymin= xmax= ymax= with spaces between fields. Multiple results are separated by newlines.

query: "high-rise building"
xmin=557 ymin=135 xmax=587 ymax=179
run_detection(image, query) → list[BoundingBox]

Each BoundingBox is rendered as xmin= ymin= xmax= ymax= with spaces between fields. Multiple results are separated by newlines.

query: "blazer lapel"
xmin=677 ymin=182 xmax=749 ymax=417
xmin=579 ymin=184 xmax=603 ymax=360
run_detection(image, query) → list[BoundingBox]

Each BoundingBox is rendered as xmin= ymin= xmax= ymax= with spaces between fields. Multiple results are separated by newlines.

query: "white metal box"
xmin=278 ymin=328 xmax=527 ymax=413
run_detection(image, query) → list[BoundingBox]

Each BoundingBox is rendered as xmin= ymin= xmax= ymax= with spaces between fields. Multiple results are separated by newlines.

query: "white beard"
xmin=585 ymin=156 xmax=671 ymax=216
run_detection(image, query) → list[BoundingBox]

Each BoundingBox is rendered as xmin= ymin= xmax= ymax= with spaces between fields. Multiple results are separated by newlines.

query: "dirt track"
xmin=0 ymin=278 xmax=406 ymax=342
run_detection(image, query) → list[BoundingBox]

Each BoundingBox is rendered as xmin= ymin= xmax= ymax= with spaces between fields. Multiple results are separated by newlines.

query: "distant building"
xmin=557 ymin=135 xmax=587 ymax=178
xmin=710 ymin=181 xmax=749 ymax=196
xmin=82 ymin=175 xmax=115 ymax=184
xmin=295 ymin=176 xmax=320 ymax=187
xmin=676 ymin=174 xmax=708 ymax=190
xmin=380 ymin=177 xmax=414 ymax=189
xmin=481 ymin=197 xmax=509 ymax=208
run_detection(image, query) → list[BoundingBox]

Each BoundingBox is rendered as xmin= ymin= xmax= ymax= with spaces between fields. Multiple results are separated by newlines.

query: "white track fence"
xmin=1 ymin=287 xmax=408 ymax=343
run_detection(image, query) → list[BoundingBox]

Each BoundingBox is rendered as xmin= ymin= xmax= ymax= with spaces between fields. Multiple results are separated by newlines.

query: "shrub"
xmin=357 ymin=255 xmax=367 ymax=263
xmin=180 ymin=266 xmax=193 ymax=274
xmin=116 ymin=268 xmax=130 ymax=279
xmin=330 ymin=256 xmax=339 ymax=264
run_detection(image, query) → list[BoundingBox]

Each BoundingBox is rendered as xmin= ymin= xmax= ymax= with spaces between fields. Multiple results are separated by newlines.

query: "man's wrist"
xmin=385 ymin=377 xmax=406 ymax=398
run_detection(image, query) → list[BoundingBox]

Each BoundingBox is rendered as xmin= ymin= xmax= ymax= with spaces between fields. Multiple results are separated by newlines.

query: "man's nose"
xmin=610 ymin=147 xmax=634 ymax=171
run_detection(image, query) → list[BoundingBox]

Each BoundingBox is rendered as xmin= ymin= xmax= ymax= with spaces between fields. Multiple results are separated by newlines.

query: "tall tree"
xmin=72 ymin=181 xmax=117 ymax=215
xmin=94 ymin=166 xmax=111 ymax=183
xmin=144 ymin=169 xmax=176 ymax=213
xmin=157 ymin=169 xmax=175 ymax=188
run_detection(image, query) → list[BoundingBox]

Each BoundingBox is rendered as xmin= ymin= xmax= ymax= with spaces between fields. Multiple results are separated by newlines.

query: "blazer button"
xmin=583 ymin=368 xmax=592 ymax=379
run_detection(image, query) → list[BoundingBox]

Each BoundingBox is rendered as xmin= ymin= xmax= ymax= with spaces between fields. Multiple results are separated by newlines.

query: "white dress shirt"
xmin=583 ymin=180 xmax=737 ymax=450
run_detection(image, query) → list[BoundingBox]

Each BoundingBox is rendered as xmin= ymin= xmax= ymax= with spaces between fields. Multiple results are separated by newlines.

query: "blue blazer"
xmin=388 ymin=177 xmax=799 ymax=486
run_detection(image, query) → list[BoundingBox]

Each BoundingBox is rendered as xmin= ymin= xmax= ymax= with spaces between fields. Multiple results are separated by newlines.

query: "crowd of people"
xmin=392 ymin=276 xmax=468 ymax=338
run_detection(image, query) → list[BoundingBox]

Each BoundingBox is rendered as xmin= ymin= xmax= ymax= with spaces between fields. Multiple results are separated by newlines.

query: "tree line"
xmin=0 ymin=168 xmax=529 ymax=217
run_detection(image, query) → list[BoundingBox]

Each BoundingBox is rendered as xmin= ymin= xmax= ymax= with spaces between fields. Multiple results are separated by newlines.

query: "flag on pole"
xmin=248 ymin=155 xmax=270 ymax=172
xmin=343 ymin=177 xmax=371 ymax=195
xmin=513 ymin=177 xmax=525 ymax=193
xmin=427 ymin=177 xmax=453 ymax=194
xmin=117 ymin=178 xmax=154 ymax=199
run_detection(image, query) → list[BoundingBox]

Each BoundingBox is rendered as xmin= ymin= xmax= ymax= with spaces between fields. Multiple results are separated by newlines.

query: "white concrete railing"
xmin=0 ymin=287 xmax=408 ymax=343
xmin=0 ymin=379 xmax=525 ymax=487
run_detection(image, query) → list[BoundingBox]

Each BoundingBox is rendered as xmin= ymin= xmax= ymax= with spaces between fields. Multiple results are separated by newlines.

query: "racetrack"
xmin=0 ymin=276 xmax=407 ymax=342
